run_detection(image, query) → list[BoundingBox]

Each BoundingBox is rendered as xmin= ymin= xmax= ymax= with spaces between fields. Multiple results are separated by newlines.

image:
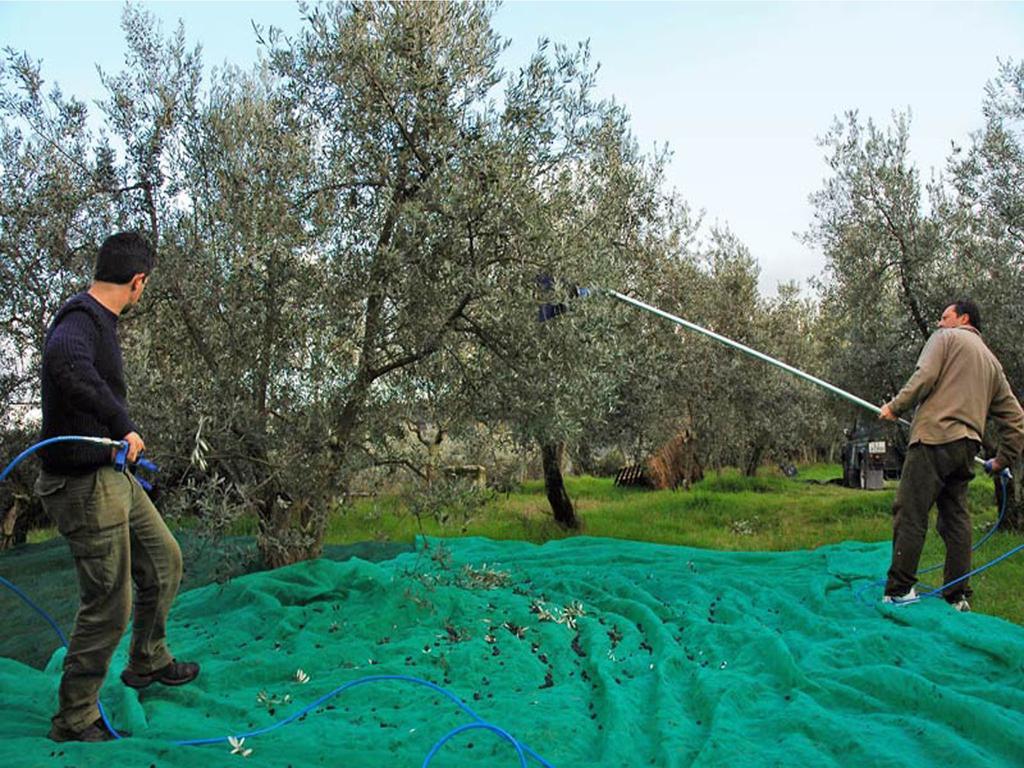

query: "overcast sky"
xmin=2 ymin=1 xmax=1022 ymax=294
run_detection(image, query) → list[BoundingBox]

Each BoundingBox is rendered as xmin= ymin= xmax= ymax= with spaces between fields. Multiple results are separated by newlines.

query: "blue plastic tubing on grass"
xmin=1 ymin=437 xmax=554 ymax=767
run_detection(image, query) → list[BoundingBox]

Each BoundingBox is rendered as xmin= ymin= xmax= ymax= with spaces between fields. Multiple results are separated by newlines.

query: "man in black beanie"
xmin=36 ymin=232 xmax=199 ymax=743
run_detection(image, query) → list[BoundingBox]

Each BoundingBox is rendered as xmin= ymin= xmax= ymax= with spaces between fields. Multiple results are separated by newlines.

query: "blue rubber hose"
xmin=0 ymin=435 xmax=123 ymax=484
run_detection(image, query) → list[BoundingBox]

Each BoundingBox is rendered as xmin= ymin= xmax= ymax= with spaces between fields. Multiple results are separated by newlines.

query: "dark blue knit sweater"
xmin=38 ymin=292 xmax=139 ymax=475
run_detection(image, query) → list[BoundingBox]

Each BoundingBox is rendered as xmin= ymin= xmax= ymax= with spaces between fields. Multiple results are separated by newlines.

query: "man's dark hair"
xmin=94 ymin=231 xmax=154 ymax=284
xmin=952 ymin=297 xmax=982 ymax=332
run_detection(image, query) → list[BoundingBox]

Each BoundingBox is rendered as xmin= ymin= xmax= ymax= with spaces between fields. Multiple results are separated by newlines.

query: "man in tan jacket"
xmin=879 ymin=299 xmax=1024 ymax=611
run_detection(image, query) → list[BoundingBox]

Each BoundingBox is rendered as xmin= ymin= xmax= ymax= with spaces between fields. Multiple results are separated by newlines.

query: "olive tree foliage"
xmin=568 ymin=200 xmax=705 ymax=473
xmin=163 ymin=2 xmax=666 ymax=540
xmin=0 ymin=49 xmax=126 ymax=421
xmin=808 ymin=66 xmax=1024 ymax=398
xmin=251 ymin=2 xmax=606 ymax=537
xmin=145 ymin=1 xmax=623 ymax=554
xmin=494 ymin=95 xmax=683 ymax=525
xmin=562 ymin=211 xmax=832 ymax=481
xmin=137 ymin=70 xmax=334 ymax=566
xmin=946 ymin=59 xmax=1024 ymax=383
xmin=261 ymin=1 xmax=511 ymax=465
xmin=943 ymin=59 xmax=1024 ymax=528
xmin=3 ymin=2 xmax=670 ymax=552
xmin=645 ymin=229 xmax=831 ymax=476
xmin=1 ymin=1 xmax=843 ymax=552
xmin=382 ymin=38 xmax=683 ymax=527
xmin=759 ymin=283 xmax=838 ymax=465
xmin=50 ymin=9 xmax=333 ymax=565
xmin=0 ymin=45 xmax=145 ymax=524
xmin=805 ymin=110 xmax=956 ymax=415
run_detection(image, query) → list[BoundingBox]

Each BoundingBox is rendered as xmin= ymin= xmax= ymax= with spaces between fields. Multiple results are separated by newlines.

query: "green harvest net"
xmin=2 ymin=535 xmax=1024 ymax=767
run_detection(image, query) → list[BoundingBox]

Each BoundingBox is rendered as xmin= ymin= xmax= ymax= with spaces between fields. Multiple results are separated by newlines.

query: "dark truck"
xmin=840 ymin=422 xmax=905 ymax=489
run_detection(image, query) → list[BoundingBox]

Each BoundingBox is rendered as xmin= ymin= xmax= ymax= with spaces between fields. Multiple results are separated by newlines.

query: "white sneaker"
xmin=882 ymin=588 xmax=918 ymax=605
xmin=950 ymin=597 xmax=971 ymax=613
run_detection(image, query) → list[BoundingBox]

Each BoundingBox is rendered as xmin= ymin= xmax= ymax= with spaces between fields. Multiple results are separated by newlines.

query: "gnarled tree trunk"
xmin=540 ymin=441 xmax=577 ymax=528
xmin=257 ymin=492 xmax=326 ymax=569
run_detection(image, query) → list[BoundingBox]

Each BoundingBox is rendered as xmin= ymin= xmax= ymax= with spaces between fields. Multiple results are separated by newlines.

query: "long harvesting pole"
xmin=604 ymin=289 xmax=912 ymax=427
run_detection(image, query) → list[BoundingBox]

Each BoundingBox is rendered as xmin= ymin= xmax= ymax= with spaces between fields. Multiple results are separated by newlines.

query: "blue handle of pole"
xmin=136 ymin=457 xmax=158 ymax=473
xmin=113 ymin=442 xmax=130 ymax=472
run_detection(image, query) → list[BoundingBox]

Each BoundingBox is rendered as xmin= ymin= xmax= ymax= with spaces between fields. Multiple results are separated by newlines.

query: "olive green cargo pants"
xmin=36 ymin=466 xmax=182 ymax=733
xmin=885 ymin=438 xmax=978 ymax=602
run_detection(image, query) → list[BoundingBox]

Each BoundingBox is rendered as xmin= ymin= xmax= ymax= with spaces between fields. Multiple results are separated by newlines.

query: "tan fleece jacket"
xmin=886 ymin=326 xmax=1024 ymax=466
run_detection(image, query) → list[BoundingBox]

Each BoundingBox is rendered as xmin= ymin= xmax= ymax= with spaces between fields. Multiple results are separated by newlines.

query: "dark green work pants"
xmin=885 ymin=439 xmax=978 ymax=602
xmin=36 ymin=466 xmax=182 ymax=733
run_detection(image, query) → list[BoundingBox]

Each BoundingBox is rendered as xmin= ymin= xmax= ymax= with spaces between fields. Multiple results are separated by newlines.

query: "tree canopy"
xmin=3 ymin=4 xmax=1023 ymax=557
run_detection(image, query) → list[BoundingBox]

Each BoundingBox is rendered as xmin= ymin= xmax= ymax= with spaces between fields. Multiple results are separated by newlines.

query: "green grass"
xmin=26 ymin=528 xmax=58 ymax=544
xmin=330 ymin=465 xmax=898 ymax=551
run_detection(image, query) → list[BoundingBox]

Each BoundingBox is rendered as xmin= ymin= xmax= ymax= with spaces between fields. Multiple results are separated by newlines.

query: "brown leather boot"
xmin=48 ymin=717 xmax=119 ymax=743
xmin=120 ymin=659 xmax=200 ymax=689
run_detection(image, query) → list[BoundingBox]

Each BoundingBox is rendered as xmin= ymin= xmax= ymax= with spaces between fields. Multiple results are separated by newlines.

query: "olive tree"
xmin=945 ymin=59 xmax=1024 ymax=528
xmin=805 ymin=110 xmax=954 ymax=413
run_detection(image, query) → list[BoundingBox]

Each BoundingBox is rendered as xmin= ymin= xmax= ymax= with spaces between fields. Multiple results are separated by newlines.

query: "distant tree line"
xmin=2 ymin=4 xmax=1022 ymax=561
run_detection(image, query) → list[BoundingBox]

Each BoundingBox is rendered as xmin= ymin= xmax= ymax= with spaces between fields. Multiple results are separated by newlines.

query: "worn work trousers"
xmin=36 ymin=467 xmax=182 ymax=733
xmin=885 ymin=438 xmax=978 ymax=602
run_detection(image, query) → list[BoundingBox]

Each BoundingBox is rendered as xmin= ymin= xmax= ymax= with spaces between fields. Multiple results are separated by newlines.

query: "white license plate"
xmin=868 ymin=441 xmax=887 ymax=454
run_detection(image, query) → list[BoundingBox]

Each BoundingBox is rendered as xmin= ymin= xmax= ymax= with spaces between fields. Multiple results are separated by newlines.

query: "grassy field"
xmin=25 ymin=462 xmax=1024 ymax=624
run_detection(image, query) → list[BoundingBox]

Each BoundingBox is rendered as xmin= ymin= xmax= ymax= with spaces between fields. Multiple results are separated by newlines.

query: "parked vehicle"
xmin=840 ymin=422 xmax=905 ymax=489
